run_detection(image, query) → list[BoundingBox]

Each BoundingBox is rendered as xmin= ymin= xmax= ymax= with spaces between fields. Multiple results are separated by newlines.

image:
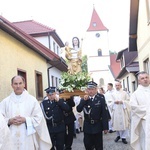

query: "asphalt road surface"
xmin=72 ymin=131 xmax=131 ymax=150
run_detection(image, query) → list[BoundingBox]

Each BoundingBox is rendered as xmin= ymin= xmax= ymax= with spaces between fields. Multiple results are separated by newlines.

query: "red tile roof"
xmin=109 ymin=54 xmax=121 ymax=78
xmin=13 ymin=20 xmax=64 ymax=47
xmin=13 ymin=20 xmax=54 ymax=34
xmin=87 ymin=8 xmax=108 ymax=31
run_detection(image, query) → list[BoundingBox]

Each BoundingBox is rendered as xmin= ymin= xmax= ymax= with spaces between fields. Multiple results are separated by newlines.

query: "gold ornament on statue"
xmin=65 ymin=37 xmax=82 ymax=75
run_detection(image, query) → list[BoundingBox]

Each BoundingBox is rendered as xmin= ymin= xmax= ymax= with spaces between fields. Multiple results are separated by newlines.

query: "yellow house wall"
xmin=137 ymin=0 xmax=150 ymax=71
xmin=0 ymin=29 xmax=48 ymax=100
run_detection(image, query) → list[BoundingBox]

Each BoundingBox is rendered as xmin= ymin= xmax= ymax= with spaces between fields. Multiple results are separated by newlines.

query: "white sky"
xmin=0 ymin=0 xmax=130 ymax=52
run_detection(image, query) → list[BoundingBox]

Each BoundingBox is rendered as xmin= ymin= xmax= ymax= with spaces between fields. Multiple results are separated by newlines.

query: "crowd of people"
xmin=0 ymin=71 xmax=150 ymax=150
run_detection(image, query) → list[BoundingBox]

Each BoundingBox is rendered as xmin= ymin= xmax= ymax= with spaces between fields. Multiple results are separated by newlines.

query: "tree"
xmin=81 ymin=55 xmax=88 ymax=73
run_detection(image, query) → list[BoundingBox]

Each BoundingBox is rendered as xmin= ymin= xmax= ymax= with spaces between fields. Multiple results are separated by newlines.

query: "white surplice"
xmin=111 ymin=89 xmax=130 ymax=131
xmin=0 ymin=112 xmax=13 ymax=150
xmin=130 ymin=85 xmax=150 ymax=150
xmin=104 ymin=90 xmax=115 ymax=130
xmin=0 ymin=90 xmax=52 ymax=150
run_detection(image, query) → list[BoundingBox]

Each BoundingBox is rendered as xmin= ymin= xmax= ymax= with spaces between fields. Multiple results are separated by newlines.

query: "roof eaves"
xmin=116 ymin=48 xmax=127 ymax=60
xmin=115 ymin=67 xmax=127 ymax=79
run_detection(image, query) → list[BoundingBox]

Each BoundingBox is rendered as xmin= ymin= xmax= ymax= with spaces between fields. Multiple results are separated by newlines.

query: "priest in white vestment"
xmin=0 ymin=75 xmax=52 ymax=150
xmin=0 ymin=112 xmax=14 ymax=150
xmin=104 ymin=83 xmax=115 ymax=133
xmin=130 ymin=71 xmax=150 ymax=150
xmin=111 ymin=81 xmax=130 ymax=144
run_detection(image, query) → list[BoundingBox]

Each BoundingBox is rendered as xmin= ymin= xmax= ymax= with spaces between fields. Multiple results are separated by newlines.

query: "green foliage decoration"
xmin=59 ymin=72 xmax=91 ymax=92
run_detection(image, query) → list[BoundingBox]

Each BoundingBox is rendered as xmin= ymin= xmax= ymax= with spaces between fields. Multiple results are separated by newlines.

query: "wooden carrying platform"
xmin=59 ymin=89 xmax=85 ymax=99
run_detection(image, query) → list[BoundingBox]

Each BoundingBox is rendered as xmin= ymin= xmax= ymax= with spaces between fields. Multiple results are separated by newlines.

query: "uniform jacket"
xmin=41 ymin=99 xmax=69 ymax=133
xmin=77 ymin=93 xmax=109 ymax=134
xmin=63 ymin=97 xmax=76 ymax=125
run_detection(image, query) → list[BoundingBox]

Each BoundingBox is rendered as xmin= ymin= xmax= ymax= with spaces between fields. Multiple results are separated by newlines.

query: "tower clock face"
xmin=95 ymin=33 xmax=100 ymax=38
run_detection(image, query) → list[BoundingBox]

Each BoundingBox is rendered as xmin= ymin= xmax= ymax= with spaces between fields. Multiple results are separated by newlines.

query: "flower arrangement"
xmin=59 ymin=72 xmax=91 ymax=92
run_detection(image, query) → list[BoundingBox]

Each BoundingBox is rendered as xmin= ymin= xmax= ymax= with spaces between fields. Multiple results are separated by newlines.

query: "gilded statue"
xmin=65 ymin=37 xmax=82 ymax=74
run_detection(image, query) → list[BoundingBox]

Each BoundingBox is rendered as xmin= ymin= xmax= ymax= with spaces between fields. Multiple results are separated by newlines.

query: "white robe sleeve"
xmin=25 ymin=117 xmax=36 ymax=136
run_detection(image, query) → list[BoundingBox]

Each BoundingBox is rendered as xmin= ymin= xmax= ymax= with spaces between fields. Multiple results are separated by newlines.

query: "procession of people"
xmin=0 ymin=37 xmax=150 ymax=150
xmin=0 ymin=72 xmax=150 ymax=150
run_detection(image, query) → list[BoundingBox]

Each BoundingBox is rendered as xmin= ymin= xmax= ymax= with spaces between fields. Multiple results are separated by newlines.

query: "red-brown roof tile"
xmin=109 ymin=54 xmax=121 ymax=78
xmin=13 ymin=20 xmax=54 ymax=34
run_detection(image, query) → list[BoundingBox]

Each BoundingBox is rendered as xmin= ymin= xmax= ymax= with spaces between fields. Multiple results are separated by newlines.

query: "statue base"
xmin=59 ymin=89 xmax=85 ymax=99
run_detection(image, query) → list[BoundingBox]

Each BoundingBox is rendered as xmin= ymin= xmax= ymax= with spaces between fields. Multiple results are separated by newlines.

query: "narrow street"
xmin=72 ymin=131 xmax=131 ymax=150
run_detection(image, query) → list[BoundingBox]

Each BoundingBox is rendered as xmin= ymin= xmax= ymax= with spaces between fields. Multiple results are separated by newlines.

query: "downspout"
xmin=47 ymin=66 xmax=53 ymax=87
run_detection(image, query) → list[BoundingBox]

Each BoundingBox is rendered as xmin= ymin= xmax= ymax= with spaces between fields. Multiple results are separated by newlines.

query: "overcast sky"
xmin=0 ymin=0 xmax=130 ymax=52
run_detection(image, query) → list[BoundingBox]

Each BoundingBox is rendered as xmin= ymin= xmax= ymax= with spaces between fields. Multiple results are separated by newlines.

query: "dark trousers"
xmin=84 ymin=132 xmax=103 ymax=150
xmin=50 ymin=131 xmax=65 ymax=150
xmin=64 ymin=122 xmax=75 ymax=150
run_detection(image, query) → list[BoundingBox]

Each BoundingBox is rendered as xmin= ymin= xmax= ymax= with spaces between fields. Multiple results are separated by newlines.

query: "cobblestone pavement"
xmin=72 ymin=132 xmax=131 ymax=150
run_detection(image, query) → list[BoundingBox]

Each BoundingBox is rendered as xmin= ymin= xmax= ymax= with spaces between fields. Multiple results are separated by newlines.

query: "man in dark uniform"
xmin=77 ymin=81 xmax=109 ymax=150
xmin=63 ymin=96 xmax=76 ymax=150
xmin=40 ymin=87 xmax=70 ymax=150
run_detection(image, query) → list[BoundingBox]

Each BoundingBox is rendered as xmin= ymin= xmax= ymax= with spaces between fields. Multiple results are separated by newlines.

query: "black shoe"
xmin=109 ymin=130 xmax=113 ymax=133
xmin=76 ymin=129 xmax=80 ymax=134
xmin=114 ymin=136 xmax=120 ymax=142
xmin=80 ymin=127 xmax=83 ymax=132
xmin=122 ymin=138 xmax=128 ymax=144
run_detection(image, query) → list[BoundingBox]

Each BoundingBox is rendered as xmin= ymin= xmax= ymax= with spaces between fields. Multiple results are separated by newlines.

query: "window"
xmin=18 ymin=69 xmax=27 ymax=90
xmin=55 ymin=77 xmax=58 ymax=87
xmin=98 ymin=49 xmax=102 ymax=56
xmin=93 ymin=22 xmax=97 ymax=27
xmin=126 ymin=76 xmax=129 ymax=92
xmin=122 ymin=79 xmax=125 ymax=89
xmin=51 ymin=75 xmax=54 ymax=86
xmin=57 ymin=46 xmax=59 ymax=55
xmin=35 ymin=71 xmax=43 ymax=100
xmin=53 ymin=42 xmax=56 ymax=53
xmin=59 ymin=78 xmax=61 ymax=86
xmin=144 ymin=58 xmax=150 ymax=74
xmin=132 ymin=81 xmax=136 ymax=92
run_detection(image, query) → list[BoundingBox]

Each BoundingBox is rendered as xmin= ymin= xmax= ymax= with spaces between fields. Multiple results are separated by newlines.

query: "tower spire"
xmin=87 ymin=7 xmax=108 ymax=31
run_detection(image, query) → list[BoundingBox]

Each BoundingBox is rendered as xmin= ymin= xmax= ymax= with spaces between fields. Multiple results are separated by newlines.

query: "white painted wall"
xmin=35 ymin=36 xmax=61 ymax=56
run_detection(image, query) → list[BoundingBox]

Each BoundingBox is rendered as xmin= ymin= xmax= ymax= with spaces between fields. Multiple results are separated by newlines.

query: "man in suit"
xmin=76 ymin=81 xmax=109 ymax=150
xmin=41 ymin=87 xmax=70 ymax=150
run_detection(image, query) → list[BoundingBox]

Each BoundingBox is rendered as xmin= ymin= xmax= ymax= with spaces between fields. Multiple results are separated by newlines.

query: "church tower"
xmin=83 ymin=6 xmax=112 ymax=88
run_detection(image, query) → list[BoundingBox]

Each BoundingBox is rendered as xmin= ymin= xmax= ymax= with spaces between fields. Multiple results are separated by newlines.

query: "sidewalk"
xmin=72 ymin=132 xmax=131 ymax=150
